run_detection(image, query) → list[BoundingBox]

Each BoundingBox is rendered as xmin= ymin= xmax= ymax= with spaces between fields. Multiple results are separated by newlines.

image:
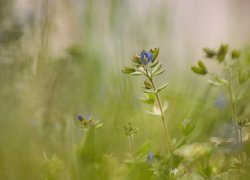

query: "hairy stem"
xmin=226 ymin=68 xmax=241 ymax=143
xmin=129 ymin=135 xmax=135 ymax=153
xmin=145 ymin=69 xmax=172 ymax=151
xmin=239 ymin=127 xmax=243 ymax=144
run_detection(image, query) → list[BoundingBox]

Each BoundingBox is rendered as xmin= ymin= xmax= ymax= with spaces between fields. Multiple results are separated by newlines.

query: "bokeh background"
xmin=1 ymin=0 xmax=250 ymax=179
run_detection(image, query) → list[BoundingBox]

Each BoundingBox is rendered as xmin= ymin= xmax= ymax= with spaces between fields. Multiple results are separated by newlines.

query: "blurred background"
xmin=0 ymin=0 xmax=250 ymax=179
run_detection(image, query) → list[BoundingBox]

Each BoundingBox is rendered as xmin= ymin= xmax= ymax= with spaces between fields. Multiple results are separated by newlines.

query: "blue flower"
xmin=146 ymin=152 xmax=155 ymax=164
xmin=140 ymin=51 xmax=153 ymax=65
xmin=215 ymin=96 xmax=227 ymax=109
xmin=77 ymin=114 xmax=84 ymax=121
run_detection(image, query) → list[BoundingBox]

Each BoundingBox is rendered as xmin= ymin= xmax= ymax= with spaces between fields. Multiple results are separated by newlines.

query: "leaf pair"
xmin=203 ymin=44 xmax=240 ymax=63
xmin=203 ymin=44 xmax=228 ymax=62
xmin=191 ymin=61 xmax=207 ymax=75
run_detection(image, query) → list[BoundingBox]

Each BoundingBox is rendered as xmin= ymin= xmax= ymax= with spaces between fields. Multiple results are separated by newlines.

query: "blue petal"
xmin=140 ymin=51 xmax=146 ymax=64
xmin=146 ymin=52 xmax=152 ymax=60
xmin=145 ymin=51 xmax=153 ymax=63
xmin=140 ymin=51 xmax=145 ymax=61
xmin=146 ymin=152 xmax=155 ymax=164
xmin=140 ymin=50 xmax=153 ymax=65
xmin=77 ymin=114 xmax=83 ymax=121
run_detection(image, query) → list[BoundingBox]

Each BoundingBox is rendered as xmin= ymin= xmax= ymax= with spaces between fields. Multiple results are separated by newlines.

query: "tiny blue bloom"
xmin=215 ymin=96 xmax=226 ymax=109
xmin=146 ymin=152 xmax=155 ymax=164
xmin=140 ymin=51 xmax=153 ymax=65
xmin=77 ymin=114 xmax=83 ymax=121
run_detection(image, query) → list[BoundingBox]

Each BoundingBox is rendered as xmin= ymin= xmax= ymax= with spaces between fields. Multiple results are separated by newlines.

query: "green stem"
xmin=239 ymin=127 xmax=243 ymax=144
xmin=226 ymin=68 xmax=240 ymax=143
xmin=129 ymin=135 xmax=135 ymax=153
xmin=145 ymin=70 xmax=172 ymax=151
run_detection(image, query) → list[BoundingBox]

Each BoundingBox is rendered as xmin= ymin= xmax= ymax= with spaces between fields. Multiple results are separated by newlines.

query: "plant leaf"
xmin=148 ymin=60 xmax=159 ymax=68
xmin=144 ymin=80 xmax=152 ymax=89
xmin=157 ymin=83 xmax=169 ymax=92
xmin=238 ymin=69 xmax=249 ymax=84
xmin=122 ymin=67 xmax=136 ymax=74
xmin=131 ymin=71 xmax=143 ymax=76
xmin=231 ymin=49 xmax=240 ymax=59
xmin=142 ymin=89 xmax=156 ymax=94
xmin=203 ymin=48 xmax=216 ymax=58
xmin=153 ymin=68 xmax=165 ymax=77
xmin=213 ymin=75 xmax=228 ymax=85
xmin=150 ymin=48 xmax=160 ymax=62
xmin=207 ymin=80 xmax=222 ymax=86
xmin=152 ymin=63 xmax=162 ymax=75
xmin=217 ymin=44 xmax=228 ymax=62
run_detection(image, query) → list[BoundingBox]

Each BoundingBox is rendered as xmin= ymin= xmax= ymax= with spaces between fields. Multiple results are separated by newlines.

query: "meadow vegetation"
xmin=1 ymin=1 xmax=250 ymax=179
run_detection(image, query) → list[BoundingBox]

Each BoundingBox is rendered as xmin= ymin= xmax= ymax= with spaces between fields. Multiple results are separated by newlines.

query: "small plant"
xmin=191 ymin=44 xmax=250 ymax=146
xmin=77 ymin=114 xmax=103 ymax=129
xmin=74 ymin=114 xmax=103 ymax=178
xmin=122 ymin=48 xmax=172 ymax=152
xmin=122 ymin=120 xmax=139 ymax=153
xmin=121 ymin=49 xmax=192 ymax=179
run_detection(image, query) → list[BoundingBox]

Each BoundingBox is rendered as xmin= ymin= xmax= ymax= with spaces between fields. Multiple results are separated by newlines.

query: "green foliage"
xmin=122 ymin=48 xmax=172 ymax=152
xmin=1 ymin=0 xmax=250 ymax=178
xmin=217 ymin=44 xmax=228 ymax=62
xmin=140 ymin=93 xmax=155 ymax=104
xmin=203 ymin=48 xmax=217 ymax=58
xmin=42 ymin=153 xmax=66 ymax=180
xmin=121 ymin=66 xmax=136 ymax=74
xmin=231 ymin=49 xmax=241 ymax=59
xmin=203 ymin=44 xmax=229 ymax=63
xmin=238 ymin=68 xmax=250 ymax=84
xmin=190 ymin=44 xmax=250 ymax=179
xmin=179 ymin=119 xmax=195 ymax=137
xmin=150 ymin=48 xmax=160 ymax=62
xmin=77 ymin=115 xmax=103 ymax=129
xmin=1 ymin=23 xmax=250 ymax=180
xmin=191 ymin=60 xmax=207 ymax=75
xmin=208 ymin=75 xmax=228 ymax=86
xmin=122 ymin=48 xmax=166 ymax=79
xmin=122 ymin=121 xmax=139 ymax=137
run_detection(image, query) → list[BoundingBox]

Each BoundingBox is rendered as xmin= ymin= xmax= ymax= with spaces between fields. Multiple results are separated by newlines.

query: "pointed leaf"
xmin=150 ymin=48 xmax=160 ymax=62
xmin=198 ymin=60 xmax=207 ymax=71
xmin=191 ymin=66 xmax=202 ymax=74
xmin=131 ymin=55 xmax=141 ymax=65
xmin=217 ymin=44 xmax=228 ymax=62
xmin=191 ymin=66 xmax=206 ymax=75
xmin=207 ymin=80 xmax=222 ymax=86
xmin=203 ymin=48 xmax=216 ymax=58
xmin=142 ymin=89 xmax=156 ymax=94
xmin=213 ymin=75 xmax=228 ymax=85
xmin=122 ymin=67 xmax=136 ymax=74
xmin=140 ymin=93 xmax=155 ymax=104
xmin=152 ymin=63 xmax=162 ymax=75
xmin=157 ymin=83 xmax=169 ymax=92
xmin=131 ymin=71 xmax=143 ymax=76
xmin=153 ymin=68 xmax=165 ymax=77
xmin=144 ymin=80 xmax=152 ymax=89
xmin=148 ymin=60 xmax=159 ymax=68
xmin=191 ymin=61 xmax=207 ymax=75
xmin=135 ymin=142 xmax=150 ymax=161
xmin=136 ymin=67 xmax=146 ymax=75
